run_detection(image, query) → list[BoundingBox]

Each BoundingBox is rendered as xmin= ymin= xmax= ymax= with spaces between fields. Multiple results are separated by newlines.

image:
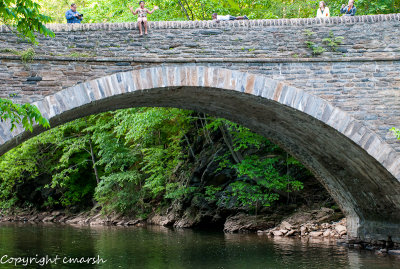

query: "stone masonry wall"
xmin=1 ymin=14 xmax=400 ymax=150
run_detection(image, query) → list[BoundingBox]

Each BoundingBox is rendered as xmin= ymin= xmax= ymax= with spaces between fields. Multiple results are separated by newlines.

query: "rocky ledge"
xmin=0 ymin=206 xmax=343 ymax=231
xmin=0 ymin=210 xmax=145 ymax=227
xmin=259 ymin=218 xmax=349 ymax=239
xmin=256 ymin=213 xmax=400 ymax=254
xmin=1 ymin=207 xmax=399 ymax=255
xmin=257 ymin=207 xmax=348 ymax=239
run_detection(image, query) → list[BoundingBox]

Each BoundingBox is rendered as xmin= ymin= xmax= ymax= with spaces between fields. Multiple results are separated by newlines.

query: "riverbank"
xmin=0 ymin=205 xmax=344 ymax=232
xmin=1 ymin=206 xmax=399 ymax=255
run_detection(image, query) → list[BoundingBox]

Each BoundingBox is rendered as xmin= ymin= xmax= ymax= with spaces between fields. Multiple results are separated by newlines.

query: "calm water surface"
xmin=0 ymin=223 xmax=399 ymax=269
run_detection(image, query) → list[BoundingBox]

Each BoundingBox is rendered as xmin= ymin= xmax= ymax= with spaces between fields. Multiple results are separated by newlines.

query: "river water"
xmin=0 ymin=223 xmax=399 ymax=268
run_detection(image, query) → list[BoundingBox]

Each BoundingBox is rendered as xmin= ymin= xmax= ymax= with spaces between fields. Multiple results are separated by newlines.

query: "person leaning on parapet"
xmin=316 ymin=1 xmax=330 ymax=18
xmin=65 ymin=3 xmax=83 ymax=24
xmin=211 ymin=13 xmax=249 ymax=22
xmin=129 ymin=1 xmax=159 ymax=36
xmin=340 ymin=0 xmax=356 ymax=16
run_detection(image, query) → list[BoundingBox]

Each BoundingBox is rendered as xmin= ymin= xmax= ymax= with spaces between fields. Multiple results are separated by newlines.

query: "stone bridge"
xmin=1 ymin=14 xmax=400 ymax=242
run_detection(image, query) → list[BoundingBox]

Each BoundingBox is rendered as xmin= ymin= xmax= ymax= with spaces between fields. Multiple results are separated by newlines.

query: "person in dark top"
xmin=65 ymin=3 xmax=83 ymax=23
xmin=340 ymin=0 xmax=356 ymax=16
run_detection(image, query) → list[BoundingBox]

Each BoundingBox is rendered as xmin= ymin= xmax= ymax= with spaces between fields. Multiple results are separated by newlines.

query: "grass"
xmin=0 ymin=48 xmax=35 ymax=63
xmin=20 ymin=48 xmax=35 ymax=63
xmin=0 ymin=48 xmax=19 ymax=55
xmin=65 ymin=52 xmax=96 ymax=58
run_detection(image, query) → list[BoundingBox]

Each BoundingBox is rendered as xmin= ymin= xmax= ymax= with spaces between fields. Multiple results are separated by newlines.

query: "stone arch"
xmin=0 ymin=66 xmax=399 ymax=241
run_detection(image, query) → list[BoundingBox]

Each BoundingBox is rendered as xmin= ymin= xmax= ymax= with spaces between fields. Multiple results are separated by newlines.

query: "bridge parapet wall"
xmin=1 ymin=14 xmax=400 ymax=60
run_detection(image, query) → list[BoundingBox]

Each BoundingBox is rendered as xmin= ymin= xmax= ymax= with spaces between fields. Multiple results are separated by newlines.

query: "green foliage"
xmin=165 ymin=183 xmax=198 ymax=200
xmin=34 ymin=0 xmax=400 ymax=24
xmin=95 ymin=171 xmax=144 ymax=214
xmin=0 ymin=48 xmax=19 ymax=54
xmin=0 ymin=98 xmax=50 ymax=132
xmin=141 ymin=146 xmax=173 ymax=197
xmin=112 ymin=108 xmax=191 ymax=200
xmin=0 ymin=0 xmax=54 ymax=43
xmin=0 ymin=47 xmax=37 ymax=64
xmin=303 ymin=29 xmax=315 ymax=37
xmin=224 ymin=155 xmax=303 ymax=209
xmin=0 ymin=107 xmax=309 ymax=217
xmin=204 ymin=185 xmax=222 ymax=203
xmin=322 ymin=31 xmax=344 ymax=52
xmin=204 ymin=118 xmax=303 ymax=211
xmin=304 ymin=30 xmax=326 ymax=56
xmin=20 ymin=47 xmax=35 ymax=63
xmin=304 ymin=30 xmax=345 ymax=55
xmin=391 ymin=127 xmax=400 ymax=139
xmin=0 ymin=131 xmax=56 ymax=209
xmin=228 ymin=181 xmax=279 ymax=208
xmin=66 ymin=52 xmax=97 ymax=58
xmin=87 ymin=107 xmax=193 ymax=214
xmin=204 ymin=118 xmax=266 ymax=151
xmin=311 ymin=45 xmax=326 ymax=55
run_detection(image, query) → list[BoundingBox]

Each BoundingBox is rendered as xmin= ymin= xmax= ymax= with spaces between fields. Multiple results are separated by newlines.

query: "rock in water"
xmin=300 ymin=226 xmax=308 ymax=236
xmin=388 ymin=250 xmax=400 ymax=255
xmin=323 ymin=229 xmax=331 ymax=237
xmin=309 ymin=231 xmax=323 ymax=237
xmin=286 ymin=230 xmax=296 ymax=236
xmin=223 ymin=213 xmax=275 ymax=233
xmin=272 ymin=230 xmax=284 ymax=236
xmin=280 ymin=221 xmax=292 ymax=230
xmin=335 ymin=224 xmax=347 ymax=235
xmin=279 ymin=229 xmax=288 ymax=235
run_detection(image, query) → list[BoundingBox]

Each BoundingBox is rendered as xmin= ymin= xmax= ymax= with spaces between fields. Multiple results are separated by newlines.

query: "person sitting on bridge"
xmin=65 ymin=3 xmax=83 ymax=24
xmin=340 ymin=0 xmax=357 ymax=16
xmin=316 ymin=1 xmax=330 ymax=18
xmin=212 ymin=13 xmax=249 ymax=22
xmin=129 ymin=1 xmax=159 ymax=36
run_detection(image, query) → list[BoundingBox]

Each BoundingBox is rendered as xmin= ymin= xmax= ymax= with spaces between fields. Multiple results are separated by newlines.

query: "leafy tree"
xmin=0 ymin=107 xmax=312 ymax=217
xmin=0 ymin=99 xmax=49 ymax=132
xmin=46 ymin=120 xmax=98 ymax=208
xmin=203 ymin=118 xmax=304 ymax=213
xmin=35 ymin=0 xmax=400 ymax=24
xmin=0 ymin=0 xmax=54 ymax=43
xmin=0 ymin=137 xmax=39 ymax=209
xmin=112 ymin=107 xmax=192 ymax=199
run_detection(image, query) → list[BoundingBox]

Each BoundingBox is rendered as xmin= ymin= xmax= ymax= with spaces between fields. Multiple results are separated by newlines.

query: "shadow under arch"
xmin=0 ymin=66 xmax=399 ymax=241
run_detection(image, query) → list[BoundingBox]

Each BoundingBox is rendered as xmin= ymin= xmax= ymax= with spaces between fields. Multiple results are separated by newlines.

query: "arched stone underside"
xmin=0 ymin=66 xmax=399 ymax=241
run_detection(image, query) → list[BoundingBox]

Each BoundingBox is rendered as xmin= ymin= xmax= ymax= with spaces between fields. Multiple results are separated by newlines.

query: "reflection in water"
xmin=348 ymin=250 xmax=362 ymax=269
xmin=0 ymin=223 xmax=399 ymax=269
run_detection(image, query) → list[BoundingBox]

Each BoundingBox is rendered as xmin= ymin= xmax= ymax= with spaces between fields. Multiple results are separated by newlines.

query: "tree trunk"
xmin=88 ymin=134 xmax=100 ymax=184
xmin=219 ymin=123 xmax=243 ymax=164
xmin=199 ymin=113 xmax=213 ymax=145
xmin=202 ymin=113 xmax=213 ymax=145
xmin=182 ymin=0 xmax=195 ymax=20
xmin=184 ymin=134 xmax=196 ymax=160
xmin=177 ymin=0 xmax=190 ymax=20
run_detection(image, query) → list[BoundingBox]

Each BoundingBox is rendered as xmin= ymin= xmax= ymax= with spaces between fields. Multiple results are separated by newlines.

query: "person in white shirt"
xmin=212 ymin=13 xmax=248 ymax=22
xmin=316 ymin=1 xmax=330 ymax=18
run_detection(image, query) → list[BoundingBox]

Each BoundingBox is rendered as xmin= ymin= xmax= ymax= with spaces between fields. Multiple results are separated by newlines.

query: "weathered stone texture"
xmin=1 ymin=14 xmax=400 ymax=150
xmin=2 ymin=14 xmax=400 ymax=59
